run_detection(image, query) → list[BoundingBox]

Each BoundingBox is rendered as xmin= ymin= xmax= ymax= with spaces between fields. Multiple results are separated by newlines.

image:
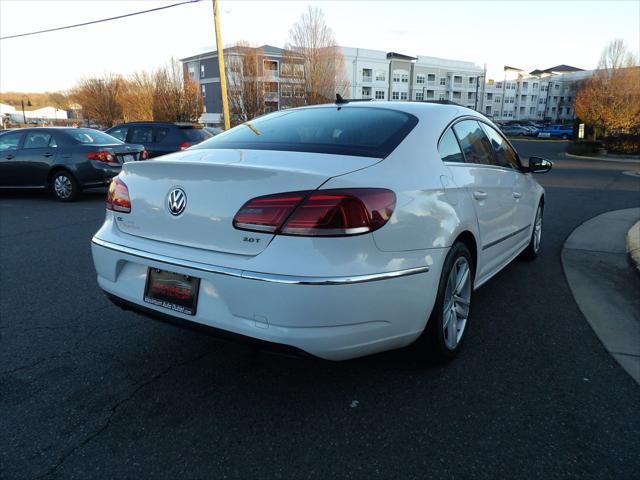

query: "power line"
xmin=0 ymin=0 xmax=202 ymax=40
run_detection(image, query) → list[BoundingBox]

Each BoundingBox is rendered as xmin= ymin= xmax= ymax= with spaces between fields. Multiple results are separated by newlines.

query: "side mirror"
xmin=527 ymin=156 xmax=553 ymax=173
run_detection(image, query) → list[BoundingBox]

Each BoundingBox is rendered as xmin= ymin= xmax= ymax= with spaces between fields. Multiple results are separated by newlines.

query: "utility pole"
xmin=212 ymin=0 xmax=230 ymax=130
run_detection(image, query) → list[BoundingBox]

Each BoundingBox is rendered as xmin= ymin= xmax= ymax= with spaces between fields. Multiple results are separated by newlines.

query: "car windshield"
xmin=192 ymin=106 xmax=418 ymax=158
xmin=65 ymin=129 xmax=122 ymax=145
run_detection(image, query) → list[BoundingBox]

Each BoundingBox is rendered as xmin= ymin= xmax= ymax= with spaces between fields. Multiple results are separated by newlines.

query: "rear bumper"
xmin=92 ymin=237 xmax=442 ymax=360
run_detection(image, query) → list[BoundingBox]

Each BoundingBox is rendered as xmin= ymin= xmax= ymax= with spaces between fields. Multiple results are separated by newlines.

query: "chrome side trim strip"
xmin=481 ymin=224 xmax=531 ymax=251
xmin=91 ymin=237 xmax=429 ymax=285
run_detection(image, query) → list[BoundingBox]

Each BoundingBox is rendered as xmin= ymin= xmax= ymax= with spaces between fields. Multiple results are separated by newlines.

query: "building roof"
xmin=530 ymin=64 xmax=584 ymax=75
xmin=503 ymin=65 xmax=524 ymax=72
xmin=386 ymin=52 xmax=417 ymax=61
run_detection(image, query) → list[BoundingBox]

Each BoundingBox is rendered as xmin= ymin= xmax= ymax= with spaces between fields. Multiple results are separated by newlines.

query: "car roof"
xmin=288 ymin=101 xmax=488 ymax=132
xmin=110 ymin=122 xmax=200 ymax=127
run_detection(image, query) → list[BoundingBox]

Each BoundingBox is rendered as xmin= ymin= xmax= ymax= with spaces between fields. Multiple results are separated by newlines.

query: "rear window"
xmin=181 ymin=127 xmax=211 ymax=142
xmin=65 ymin=129 xmax=122 ymax=145
xmin=192 ymin=107 xmax=418 ymax=158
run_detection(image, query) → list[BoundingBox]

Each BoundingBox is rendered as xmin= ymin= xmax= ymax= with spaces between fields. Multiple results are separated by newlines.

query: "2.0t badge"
xmin=167 ymin=188 xmax=187 ymax=216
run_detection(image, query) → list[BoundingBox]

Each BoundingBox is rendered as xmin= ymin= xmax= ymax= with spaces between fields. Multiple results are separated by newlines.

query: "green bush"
xmin=602 ymin=134 xmax=640 ymax=155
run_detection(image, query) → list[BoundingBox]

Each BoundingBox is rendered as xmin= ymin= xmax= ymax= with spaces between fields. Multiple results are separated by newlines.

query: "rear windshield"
xmin=65 ymin=129 xmax=122 ymax=145
xmin=192 ymin=107 xmax=418 ymax=158
xmin=181 ymin=127 xmax=211 ymax=142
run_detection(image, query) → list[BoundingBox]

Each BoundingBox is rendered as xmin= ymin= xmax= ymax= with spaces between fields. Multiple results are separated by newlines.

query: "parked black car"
xmin=105 ymin=122 xmax=211 ymax=158
xmin=0 ymin=128 xmax=146 ymax=201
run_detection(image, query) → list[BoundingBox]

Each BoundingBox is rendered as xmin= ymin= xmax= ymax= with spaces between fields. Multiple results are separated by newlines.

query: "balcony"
xmin=362 ymin=75 xmax=372 ymax=83
xmin=264 ymin=91 xmax=279 ymax=101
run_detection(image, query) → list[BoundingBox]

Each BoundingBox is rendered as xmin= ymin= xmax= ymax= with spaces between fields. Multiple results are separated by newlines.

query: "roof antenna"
xmin=335 ymin=93 xmax=348 ymax=104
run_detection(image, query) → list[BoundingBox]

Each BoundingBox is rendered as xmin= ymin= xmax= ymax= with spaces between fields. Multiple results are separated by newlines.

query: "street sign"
xmin=578 ymin=123 xmax=585 ymax=139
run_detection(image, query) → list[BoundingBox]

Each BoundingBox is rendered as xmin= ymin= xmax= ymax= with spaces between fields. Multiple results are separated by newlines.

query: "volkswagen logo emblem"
xmin=167 ymin=188 xmax=187 ymax=216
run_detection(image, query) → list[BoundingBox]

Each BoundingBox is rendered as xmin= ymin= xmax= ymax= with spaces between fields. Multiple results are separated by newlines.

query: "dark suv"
xmin=105 ymin=122 xmax=211 ymax=158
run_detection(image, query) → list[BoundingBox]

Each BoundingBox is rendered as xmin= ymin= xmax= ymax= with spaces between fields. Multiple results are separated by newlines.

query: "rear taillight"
xmin=87 ymin=151 xmax=118 ymax=165
xmin=141 ymin=149 xmax=149 ymax=160
xmin=233 ymin=189 xmax=395 ymax=236
xmin=179 ymin=142 xmax=192 ymax=150
xmin=106 ymin=177 xmax=131 ymax=213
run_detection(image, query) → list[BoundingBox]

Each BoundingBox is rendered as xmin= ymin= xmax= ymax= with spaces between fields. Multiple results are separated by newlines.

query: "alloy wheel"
xmin=53 ymin=175 xmax=73 ymax=199
xmin=442 ymin=257 xmax=472 ymax=350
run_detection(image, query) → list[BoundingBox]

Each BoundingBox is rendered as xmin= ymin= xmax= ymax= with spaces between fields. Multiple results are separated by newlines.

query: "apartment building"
xmin=341 ymin=47 xmax=485 ymax=106
xmin=480 ymin=64 xmax=586 ymax=123
xmin=183 ymin=43 xmax=592 ymax=126
xmin=181 ymin=45 xmax=304 ymax=126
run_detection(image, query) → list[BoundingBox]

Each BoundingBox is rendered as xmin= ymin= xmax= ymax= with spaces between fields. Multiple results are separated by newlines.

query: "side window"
xmin=0 ymin=132 xmax=22 ymax=151
xmin=154 ymin=127 xmax=170 ymax=143
xmin=452 ymin=120 xmax=496 ymax=166
xmin=108 ymin=126 xmax=128 ymax=142
xmin=129 ymin=126 xmax=153 ymax=144
xmin=23 ymin=132 xmax=53 ymax=149
xmin=438 ymin=128 xmax=464 ymax=163
xmin=480 ymin=123 xmax=520 ymax=170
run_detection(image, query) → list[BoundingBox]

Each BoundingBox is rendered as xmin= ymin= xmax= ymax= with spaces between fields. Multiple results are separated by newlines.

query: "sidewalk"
xmin=565 ymin=152 xmax=640 ymax=163
xmin=562 ymin=208 xmax=640 ymax=384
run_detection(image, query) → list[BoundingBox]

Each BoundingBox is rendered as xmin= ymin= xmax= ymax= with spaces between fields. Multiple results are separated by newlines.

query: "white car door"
xmin=449 ymin=120 xmax=521 ymax=279
xmin=480 ymin=123 xmax=536 ymax=249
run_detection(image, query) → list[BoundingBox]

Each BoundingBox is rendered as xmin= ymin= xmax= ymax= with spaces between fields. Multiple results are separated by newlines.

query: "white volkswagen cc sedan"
xmin=91 ymin=101 xmax=551 ymax=361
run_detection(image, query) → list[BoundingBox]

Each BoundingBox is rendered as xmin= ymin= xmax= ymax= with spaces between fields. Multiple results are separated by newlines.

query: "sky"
xmin=0 ymin=0 xmax=638 ymax=93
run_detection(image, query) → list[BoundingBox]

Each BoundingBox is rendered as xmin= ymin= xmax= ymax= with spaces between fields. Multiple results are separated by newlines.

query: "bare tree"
xmin=226 ymin=42 xmax=264 ymax=125
xmin=575 ymin=39 xmax=640 ymax=138
xmin=152 ymin=58 xmax=203 ymax=123
xmin=287 ymin=6 xmax=349 ymax=105
xmin=70 ymin=74 xmax=125 ymax=127
xmin=120 ymin=71 xmax=155 ymax=122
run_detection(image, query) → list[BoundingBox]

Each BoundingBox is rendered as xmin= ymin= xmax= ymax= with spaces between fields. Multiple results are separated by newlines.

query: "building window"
xmin=393 ymin=72 xmax=401 ymax=83
xmin=440 ymin=77 xmax=446 ymax=86
xmin=426 ymin=90 xmax=434 ymax=99
xmin=496 ymin=82 xmax=502 ymax=89
xmin=488 ymin=79 xmax=495 ymax=86
xmin=453 ymin=75 xmax=462 ymax=84
xmin=452 ymin=91 xmax=461 ymax=100
xmin=362 ymin=86 xmax=372 ymax=98
xmin=521 ymin=95 xmax=526 ymax=101
xmin=485 ymin=106 xmax=492 ymax=114
xmin=264 ymin=82 xmax=278 ymax=93
xmin=201 ymin=84 xmax=206 ymax=98
xmin=400 ymin=92 xmax=408 ymax=100
xmin=469 ymin=77 xmax=475 ymax=84
xmin=467 ymin=92 xmax=474 ymax=100
xmin=438 ymin=92 xmax=446 ymax=100
xmin=188 ymin=64 xmax=195 ymax=80
xmin=415 ymin=91 xmax=424 ymax=101
xmin=281 ymin=84 xmax=292 ymax=97
xmin=375 ymin=90 xmax=385 ymax=100
xmin=264 ymin=60 xmax=278 ymax=72
xmin=294 ymin=85 xmax=305 ymax=97
xmin=427 ymin=73 xmax=435 ymax=82
xmin=520 ymin=107 xmax=525 ymax=114
xmin=401 ymin=74 xmax=409 ymax=83
xmin=533 ymin=82 xmax=538 ymax=89
xmin=522 ymin=82 xmax=528 ymax=89
xmin=375 ymin=70 xmax=385 ymax=81
xmin=392 ymin=91 xmax=400 ymax=100
xmin=495 ymin=96 xmax=501 ymax=103
xmin=200 ymin=64 xmax=205 ymax=78
xmin=529 ymin=107 xmax=535 ymax=115
xmin=487 ymin=93 xmax=493 ymax=101
xmin=362 ymin=68 xmax=372 ymax=82
xmin=416 ymin=74 xmax=425 ymax=84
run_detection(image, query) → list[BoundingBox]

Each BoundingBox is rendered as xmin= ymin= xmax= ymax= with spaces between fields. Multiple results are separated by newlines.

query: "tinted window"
xmin=452 ymin=120 xmax=495 ymax=165
xmin=481 ymin=124 xmax=520 ymax=170
xmin=181 ymin=128 xmax=210 ymax=143
xmin=129 ymin=126 xmax=153 ymax=144
xmin=438 ymin=128 xmax=464 ymax=163
xmin=0 ymin=131 xmax=22 ymax=151
xmin=154 ymin=127 xmax=170 ymax=142
xmin=23 ymin=132 xmax=53 ymax=149
xmin=65 ymin=129 xmax=122 ymax=145
xmin=108 ymin=126 xmax=128 ymax=141
xmin=193 ymin=107 xmax=419 ymax=158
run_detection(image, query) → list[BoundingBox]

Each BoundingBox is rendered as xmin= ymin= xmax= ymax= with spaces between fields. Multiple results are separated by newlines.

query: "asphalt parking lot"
xmin=1 ymin=140 xmax=639 ymax=479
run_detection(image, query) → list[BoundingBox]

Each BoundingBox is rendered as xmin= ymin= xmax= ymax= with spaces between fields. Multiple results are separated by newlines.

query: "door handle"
xmin=43 ymin=153 xmax=54 ymax=157
xmin=513 ymin=192 xmax=522 ymax=199
xmin=472 ymin=190 xmax=488 ymax=200
xmin=6 ymin=154 xmax=14 ymax=160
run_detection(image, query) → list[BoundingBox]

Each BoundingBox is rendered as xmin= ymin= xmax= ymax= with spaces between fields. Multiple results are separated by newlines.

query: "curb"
xmin=565 ymin=152 xmax=640 ymax=163
xmin=627 ymin=220 xmax=640 ymax=276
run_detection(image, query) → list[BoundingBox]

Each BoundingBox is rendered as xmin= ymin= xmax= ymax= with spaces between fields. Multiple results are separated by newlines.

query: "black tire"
xmin=415 ymin=241 xmax=474 ymax=361
xmin=50 ymin=170 xmax=80 ymax=202
xmin=521 ymin=202 xmax=543 ymax=260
